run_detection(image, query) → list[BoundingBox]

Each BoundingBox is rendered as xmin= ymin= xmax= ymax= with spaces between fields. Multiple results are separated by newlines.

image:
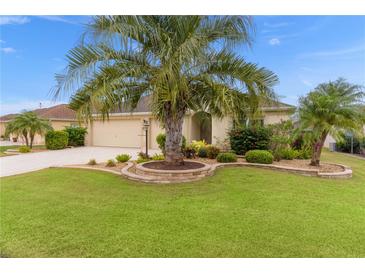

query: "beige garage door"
xmin=92 ymin=119 xmax=142 ymax=148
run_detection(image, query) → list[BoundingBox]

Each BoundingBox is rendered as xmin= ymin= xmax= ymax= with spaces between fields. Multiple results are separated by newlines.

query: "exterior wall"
xmin=88 ymin=114 xmax=192 ymax=150
xmin=211 ymin=116 xmax=232 ymax=145
xmin=263 ymin=111 xmax=292 ymax=125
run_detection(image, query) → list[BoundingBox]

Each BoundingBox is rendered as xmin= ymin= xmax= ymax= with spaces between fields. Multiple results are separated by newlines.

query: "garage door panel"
xmin=92 ymin=120 xmax=142 ymax=148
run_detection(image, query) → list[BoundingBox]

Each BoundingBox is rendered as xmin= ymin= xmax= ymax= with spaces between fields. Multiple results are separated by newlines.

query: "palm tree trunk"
xmin=22 ymin=130 xmax=29 ymax=147
xmin=164 ymin=103 xmax=185 ymax=165
xmin=310 ymin=131 xmax=328 ymax=166
xmin=30 ymin=133 xmax=34 ymax=149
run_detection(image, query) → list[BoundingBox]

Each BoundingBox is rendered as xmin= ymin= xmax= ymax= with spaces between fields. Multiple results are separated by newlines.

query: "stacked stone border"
xmin=58 ymin=160 xmax=352 ymax=183
xmin=120 ymin=160 xmax=352 ymax=183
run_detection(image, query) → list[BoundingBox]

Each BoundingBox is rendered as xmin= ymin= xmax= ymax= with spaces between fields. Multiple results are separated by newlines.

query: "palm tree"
xmin=5 ymin=112 xmax=53 ymax=148
xmin=54 ymin=16 xmax=278 ymax=165
xmin=298 ymin=78 xmax=365 ymax=166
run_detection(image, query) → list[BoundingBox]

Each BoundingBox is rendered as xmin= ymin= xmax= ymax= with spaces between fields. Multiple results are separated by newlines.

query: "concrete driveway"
xmin=0 ymin=146 xmax=159 ymax=177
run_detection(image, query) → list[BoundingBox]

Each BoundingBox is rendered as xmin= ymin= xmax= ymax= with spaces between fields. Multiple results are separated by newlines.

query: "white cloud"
xmin=0 ymin=16 xmax=30 ymax=25
xmin=1 ymin=47 xmax=16 ymax=54
xmin=264 ymin=22 xmax=292 ymax=28
xmin=301 ymin=79 xmax=313 ymax=87
xmin=37 ymin=16 xmax=78 ymax=25
xmin=268 ymin=38 xmax=280 ymax=46
xmin=0 ymin=100 xmax=67 ymax=116
xmin=299 ymin=45 xmax=365 ymax=58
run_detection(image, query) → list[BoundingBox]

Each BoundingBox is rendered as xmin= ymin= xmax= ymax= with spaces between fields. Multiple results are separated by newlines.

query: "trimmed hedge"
xmin=64 ymin=126 xmax=87 ymax=147
xmin=45 ymin=130 xmax=68 ymax=150
xmin=229 ymin=126 xmax=271 ymax=155
xmin=216 ymin=152 xmax=237 ymax=163
xmin=245 ymin=150 xmax=273 ymax=164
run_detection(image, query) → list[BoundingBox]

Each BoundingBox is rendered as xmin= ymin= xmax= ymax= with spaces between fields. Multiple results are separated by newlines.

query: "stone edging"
xmin=58 ymin=160 xmax=352 ymax=184
xmin=209 ymin=162 xmax=352 ymax=179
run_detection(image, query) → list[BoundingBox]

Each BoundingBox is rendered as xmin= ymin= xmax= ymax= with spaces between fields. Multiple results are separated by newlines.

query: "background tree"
xmin=298 ymin=78 xmax=365 ymax=166
xmin=5 ymin=112 xmax=53 ymax=148
xmin=54 ymin=16 xmax=278 ymax=165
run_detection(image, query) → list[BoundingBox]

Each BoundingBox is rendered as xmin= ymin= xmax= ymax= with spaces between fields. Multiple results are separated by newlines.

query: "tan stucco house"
xmin=0 ymin=98 xmax=296 ymax=149
xmin=85 ymin=96 xmax=295 ymax=150
xmin=0 ymin=104 xmax=79 ymax=145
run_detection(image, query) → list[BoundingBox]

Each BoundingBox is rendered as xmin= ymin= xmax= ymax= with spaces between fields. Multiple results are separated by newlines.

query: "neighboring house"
xmin=0 ymin=104 xmax=78 ymax=145
xmin=85 ymin=96 xmax=295 ymax=150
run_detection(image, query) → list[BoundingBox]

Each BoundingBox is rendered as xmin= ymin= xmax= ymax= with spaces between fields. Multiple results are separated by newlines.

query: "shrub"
xmin=63 ymin=126 xmax=87 ymax=147
xmin=151 ymin=153 xmax=165 ymax=161
xmin=105 ymin=159 xmax=116 ymax=167
xmin=206 ymin=145 xmax=220 ymax=159
xmin=245 ymin=150 xmax=273 ymax=164
xmin=229 ymin=126 xmax=271 ymax=155
xmin=45 ymin=130 xmax=69 ymax=150
xmin=116 ymin=154 xmax=131 ymax=163
xmin=280 ymin=148 xmax=300 ymax=160
xmin=216 ymin=152 xmax=237 ymax=163
xmin=296 ymin=148 xmax=312 ymax=159
xmin=198 ymin=147 xmax=208 ymax=158
xmin=18 ymin=146 xmax=31 ymax=153
xmin=156 ymin=133 xmax=186 ymax=154
xmin=183 ymin=145 xmax=196 ymax=159
xmin=87 ymin=159 xmax=97 ymax=165
xmin=136 ymin=151 xmax=151 ymax=163
xmin=336 ymin=134 xmax=365 ymax=154
xmin=136 ymin=157 xmax=151 ymax=164
xmin=191 ymin=140 xmax=207 ymax=152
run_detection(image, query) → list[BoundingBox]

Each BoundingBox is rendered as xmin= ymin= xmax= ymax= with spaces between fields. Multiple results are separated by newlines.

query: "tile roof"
xmin=0 ymin=104 xmax=76 ymax=121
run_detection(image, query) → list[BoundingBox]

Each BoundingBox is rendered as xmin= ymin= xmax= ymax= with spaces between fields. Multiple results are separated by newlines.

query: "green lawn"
xmin=1 ymin=151 xmax=364 ymax=257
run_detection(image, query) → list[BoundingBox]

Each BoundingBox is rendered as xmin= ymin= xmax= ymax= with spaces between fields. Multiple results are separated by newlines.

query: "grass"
xmin=0 ymin=151 xmax=364 ymax=258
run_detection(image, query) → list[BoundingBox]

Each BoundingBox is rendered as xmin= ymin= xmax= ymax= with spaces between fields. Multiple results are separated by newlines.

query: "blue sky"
xmin=0 ymin=15 xmax=364 ymax=115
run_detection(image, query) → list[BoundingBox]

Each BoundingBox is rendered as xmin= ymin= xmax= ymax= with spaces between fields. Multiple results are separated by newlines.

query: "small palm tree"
xmin=54 ymin=16 xmax=278 ymax=165
xmin=298 ymin=78 xmax=365 ymax=166
xmin=5 ymin=112 xmax=53 ymax=148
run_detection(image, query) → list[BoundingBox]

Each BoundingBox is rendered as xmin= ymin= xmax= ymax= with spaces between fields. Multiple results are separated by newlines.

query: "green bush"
xmin=151 ymin=153 xmax=165 ymax=161
xmin=105 ymin=159 xmax=116 ymax=167
xmin=206 ymin=145 xmax=220 ymax=159
xmin=198 ymin=147 xmax=208 ymax=158
xmin=156 ymin=133 xmax=186 ymax=154
xmin=216 ymin=152 xmax=237 ymax=163
xmin=116 ymin=154 xmax=131 ymax=163
xmin=191 ymin=140 xmax=207 ymax=152
xmin=87 ymin=159 xmax=97 ymax=165
xmin=229 ymin=126 xmax=271 ymax=155
xmin=64 ymin=126 xmax=87 ymax=147
xmin=280 ymin=148 xmax=300 ymax=160
xmin=45 ymin=130 xmax=69 ymax=150
xmin=136 ymin=152 xmax=151 ymax=163
xmin=183 ymin=145 xmax=196 ymax=159
xmin=296 ymin=148 xmax=312 ymax=159
xmin=18 ymin=146 xmax=31 ymax=153
xmin=245 ymin=150 xmax=273 ymax=164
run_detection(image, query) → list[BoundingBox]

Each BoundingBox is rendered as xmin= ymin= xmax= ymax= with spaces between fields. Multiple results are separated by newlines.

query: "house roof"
xmin=109 ymin=96 xmax=296 ymax=114
xmin=0 ymin=104 xmax=76 ymax=122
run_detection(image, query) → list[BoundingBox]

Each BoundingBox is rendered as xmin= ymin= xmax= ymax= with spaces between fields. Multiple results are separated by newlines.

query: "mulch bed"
xmin=142 ymin=161 xmax=205 ymax=170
